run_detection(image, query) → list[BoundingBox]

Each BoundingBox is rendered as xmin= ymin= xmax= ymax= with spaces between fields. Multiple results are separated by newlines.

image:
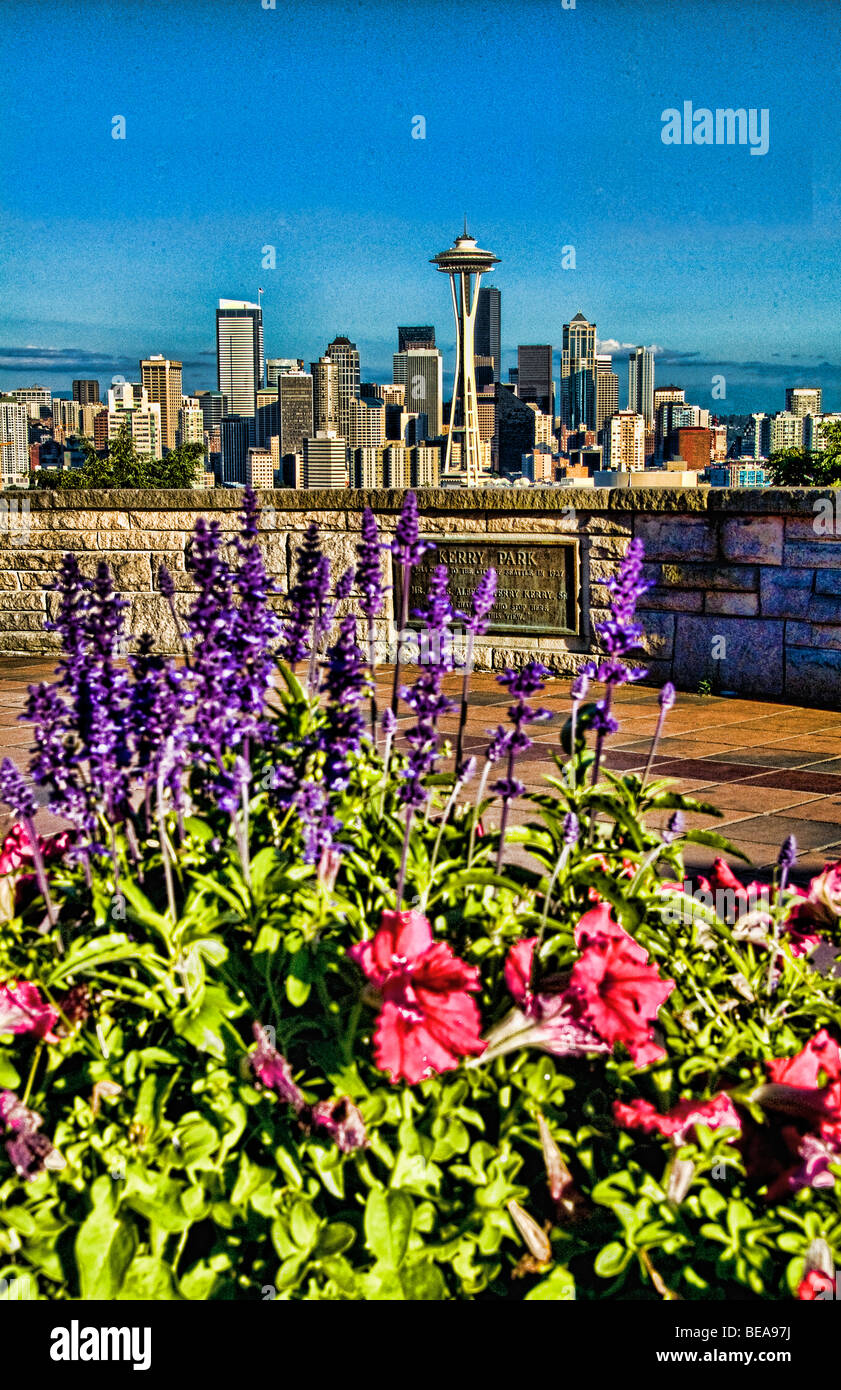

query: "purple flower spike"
xmin=563 ymin=811 xmax=579 ymax=846
xmin=659 ymin=682 xmax=676 ymax=711
xmin=335 ymin=566 xmax=355 ymax=602
xmin=281 ymin=523 xmax=327 ymax=666
xmin=468 ymin=568 xmax=497 ymax=636
xmin=320 ymin=617 xmax=368 ymax=791
xmin=0 ymin=758 xmax=37 ymax=819
xmin=570 ymin=672 xmax=590 ymax=703
xmin=391 ymin=490 xmax=432 ymax=568
xmin=157 ymin=565 xmax=176 ymax=600
xmin=356 ymin=508 xmax=386 ymax=620
xmin=381 ymin=708 xmax=397 ymax=737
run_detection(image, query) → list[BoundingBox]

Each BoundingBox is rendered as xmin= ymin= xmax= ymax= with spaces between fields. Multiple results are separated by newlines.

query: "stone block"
xmin=815 ymin=571 xmax=841 ymax=596
xmin=785 ymin=647 xmax=841 ymax=708
xmin=673 ymin=615 xmax=784 ymax=698
xmin=638 ymin=587 xmax=704 ymax=612
xmin=704 ymin=592 xmax=759 ymax=616
xmin=759 ymin=568 xmax=813 ymax=618
xmin=0 ymin=631 xmax=62 ymax=653
xmin=721 ymin=515 xmax=783 ymax=564
xmin=633 ymin=515 xmax=717 ymax=561
xmin=784 ymin=541 xmax=841 ymax=569
xmin=786 ymin=622 xmax=841 ymax=651
xmin=0 ymin=592 xmax=44 ymax=611
xmin=634 ymin=609 xmax=675 ymax=659
xmin=661 ymin=563 xmax=757 ymax=592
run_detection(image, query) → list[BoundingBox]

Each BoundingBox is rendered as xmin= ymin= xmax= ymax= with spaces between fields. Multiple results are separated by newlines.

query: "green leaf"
xmin=400 ymin=1259 xmax=447 ymax=1300
xmin=118 ymin=1255 xmax=181 ymax=1300
xmin=594 ymin=1241 xmax=632 ymax=1278
xmin=364 ymin=1189 xmax=413 ymax=1268
xmin=525 ymin=1267 xmax=576 ymax=1301
xmin=75 ymin=1181 xmax=137 ymax=1299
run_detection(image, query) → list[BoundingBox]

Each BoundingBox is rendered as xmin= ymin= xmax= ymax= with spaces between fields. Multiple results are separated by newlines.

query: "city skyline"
xmin=2 ymin=0 xmax=839 ymax=414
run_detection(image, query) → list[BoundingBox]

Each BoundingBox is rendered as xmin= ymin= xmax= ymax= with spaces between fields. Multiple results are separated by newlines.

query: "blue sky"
xmin=1 ymin=0 xmax=839 ymax=412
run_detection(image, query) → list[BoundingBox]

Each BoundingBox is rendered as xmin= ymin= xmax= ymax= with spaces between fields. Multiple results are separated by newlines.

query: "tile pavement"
xmin=5 ymin=658 xmax=841 ymax=886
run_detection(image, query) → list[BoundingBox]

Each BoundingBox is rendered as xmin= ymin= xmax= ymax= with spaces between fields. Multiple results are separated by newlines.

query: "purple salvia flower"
xmin=296 ymin=780 xmax=341 ymax=865
xmin=0 ymin=757 xmax=37 ymax=819
xmin=320 ymin=617 xmax=368 ymax=792
xmin=570 ymin=671 xmax=590 ymax=703
xmin=390 ymin=491 xmax=435 ymax=716
xmin=659 ymin=681 xmax=676 ymax=710
xmin=356 ymin=508 xmax=386 ymax=620
xmin=381 ymin=708 xmax=397 ymax=737
xmin=391 ymin=489 xmax=432 ymax=569
xmin=335 ymin=566 xmax=355 ymax=602
xmin=492 ymin=662 xmax=552 ymax=871
xmin=280 ymin=523 xmax=327 ymax=667
xmin=563 ymin=811 xmax=579 ymax=846
xmin=157 ymin=565 xmax=176 ymax=599
xmin=231 ymin=491 xmax=283 ymax=742
xmin=468 ymin=567 xmax=497 ymax=636
xmin=662 ymin=810 xmax=685 ymax=844
xmin=778 ymin=833 xmax=797 ymax=897
xmin=355 ymin=508 xmax=386 ymax=737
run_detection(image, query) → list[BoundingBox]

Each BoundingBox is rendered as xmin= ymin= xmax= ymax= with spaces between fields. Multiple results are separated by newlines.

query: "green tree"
xmin=767 ymin=421 xmax=841 ymax=486
xmin=53 ymin=422 xmax=206 ymax=490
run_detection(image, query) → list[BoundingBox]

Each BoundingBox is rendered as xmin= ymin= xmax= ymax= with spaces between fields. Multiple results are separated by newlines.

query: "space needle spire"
xmin=430 ymin=228 xmax=500 ymax=487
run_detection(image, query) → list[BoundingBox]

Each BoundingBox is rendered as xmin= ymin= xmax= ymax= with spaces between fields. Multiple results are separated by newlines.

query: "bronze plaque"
xmin=394 ymin=533 xmax=579 ymax=636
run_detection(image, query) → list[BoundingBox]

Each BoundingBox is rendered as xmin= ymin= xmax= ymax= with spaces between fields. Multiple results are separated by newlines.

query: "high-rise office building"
xmin=255 ymin=387 xmax=280 ymax=448
xmin=410 ymin=445 xmax=441 ymax=488
xmin=72 ymin=380 xmax=100 ymax=405
xmin=475 ymin=287 xmax=501 ymax=382
xmin=628 ymin=346 xmax=655 ymax=426
xmin=392 ymin=348 xmax=443 ymax=437
xmin=382 ymin=443 xmax=410 ymax=488
xmin=741 ymin=414 xmax=771 ymax=459
xmin=140 ymin=356 xmax=183 ymax=451
xmin=278 ymin=372 xmax=314 ymax=457
xmin=220 ymin=416 xmax=253 ymax=485
xmin=0 ymin=397 xmax=29 ymax=484
xmin=770 ymin=411 xmax=805 ymax=453
xmin=495 ymin=383 xmax=536 ymax=475
xmin=561 ymin=313 xmax=596 ymax=430
xmin=195 ymin=390 xmax=228 ymax=433
xmin=347 ymin=396 xmax=385 ymax=449
xmin=216 ymin=299 xmax=263 ymax=420
xmin=517 ymin=345 xmax=554 ymax=416
xmin=325 ymin=337 xmax=361 ymax=441
xmin=595 ymin=354 xmax=619 ymax=434
xmin=352 ymin=447 xmax=383 ymax=489
xmin=11 ymin=385 xmax=51 ymax=420
xmin=604 ymin=411 xmax=645 ymax=471
xmin=245 ymin=447 xmax=274 ymax=489
xmin=311 ymin=357 xmax=339 ymax=434
xmin=303 ymin=433 xmax=348 ymax=488
xmin=786 ymin=387 xmax=822 ymax=419
xmin=653 ymin=386 xmax=686 ymax=455
xmin=177 ymin=397 xmax=204 ymax=446
xmin=398 ymin=326 xmax=435 ymax=352
xmin=265 ymin=358 xmax=304 ymax=387
xmin=363 ymin=382 xmax=405 ymax=407
xmin=107 ymin=384 xmax=162 ymax=459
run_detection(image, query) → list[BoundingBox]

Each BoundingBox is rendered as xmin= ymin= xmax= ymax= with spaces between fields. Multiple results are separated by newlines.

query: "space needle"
xmin=430 ymin=225 xmax=500 ymax=487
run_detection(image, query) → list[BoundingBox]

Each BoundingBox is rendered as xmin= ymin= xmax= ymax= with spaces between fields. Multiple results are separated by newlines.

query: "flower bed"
xmin=1 ymin=490 xmax=840 ymax=1302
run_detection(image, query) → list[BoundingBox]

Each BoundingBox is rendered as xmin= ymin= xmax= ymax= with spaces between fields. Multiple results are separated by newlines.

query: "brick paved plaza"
xmin=4 ymin=657 xmax=841 ymax=885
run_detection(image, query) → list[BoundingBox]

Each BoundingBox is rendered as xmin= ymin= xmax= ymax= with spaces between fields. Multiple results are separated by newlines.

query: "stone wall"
xmin=1 ymin=486 xmax=839 ymax=705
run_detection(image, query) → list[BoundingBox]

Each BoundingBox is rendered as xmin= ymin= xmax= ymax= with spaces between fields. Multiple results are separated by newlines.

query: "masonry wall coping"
xmin=11 ymin=486 xmax=837 ymax=516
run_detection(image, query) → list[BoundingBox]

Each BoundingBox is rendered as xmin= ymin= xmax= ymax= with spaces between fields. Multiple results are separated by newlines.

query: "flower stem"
xmin=395 ymin=805 xmax=413 ymax=907
xmin=641 ymin=705 xmax=667 ymax=789
xmin=495 ymin=746 xmax=516 ymax=873
xmin=454 ymin=631 xmax=475 ymax=773
xmin=468 ymin=758 xmax=492 ymax=865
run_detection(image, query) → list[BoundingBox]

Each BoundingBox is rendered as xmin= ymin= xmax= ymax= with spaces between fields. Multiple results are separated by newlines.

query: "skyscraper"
xmin=628 ymin=346 xmax=655 ymax=426
xmin=265 ymin=358 xmax=304 ymax=387
xmin=430 ymin=228 xmax=500 ymax=486
xmin=347 ymin=396 xmax=385 ymax=449
xmin=604 ymin=411 xmax=645 ymax=471
xmin=311 ymin=357 xmax=339 ymax=434
xmin=140 ymin=356 xmax=183 ymax=451
xmin=595 ymin=354 xmax=619 ymax=434
xmin=278 ymin=372 xmax=314 ymax=456
xmin=398 ymin=326 xmax=435 ymax=352
xmin=303 ymin=433 xmax=348 ymax=488
xmin=392 ymin=347 xmax=443 ymax=438
xmin=72 ymin=379 xmax=100 ymax=405
xmin=0 ymin=397 xmax=29 ymax=484
xmin=475 ymin=287 xmax=501 ymax=383
xmin=517 ymin=345 xmax=554 ymax=416
xmin=786 ymin=387 xmax=822 ymax=418
xmin=325 ymin=337 xmax=361 ymax=441
xmin=561 ymin=313 xmax=596 ymax=430
xmin=216 ymin=299 xmax=263 ymax=420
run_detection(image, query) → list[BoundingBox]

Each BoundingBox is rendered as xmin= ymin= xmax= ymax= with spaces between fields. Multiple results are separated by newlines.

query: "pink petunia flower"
xmin=350 ymin=909 xmax=485 ymax=1085
xmin=567 ymin=926 xmax=674 ymax=1067
xmin=613 ymin=1092 xmax=742 ymax=1146
xmin=0 ymin=981 xmax=59 ymax=1042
